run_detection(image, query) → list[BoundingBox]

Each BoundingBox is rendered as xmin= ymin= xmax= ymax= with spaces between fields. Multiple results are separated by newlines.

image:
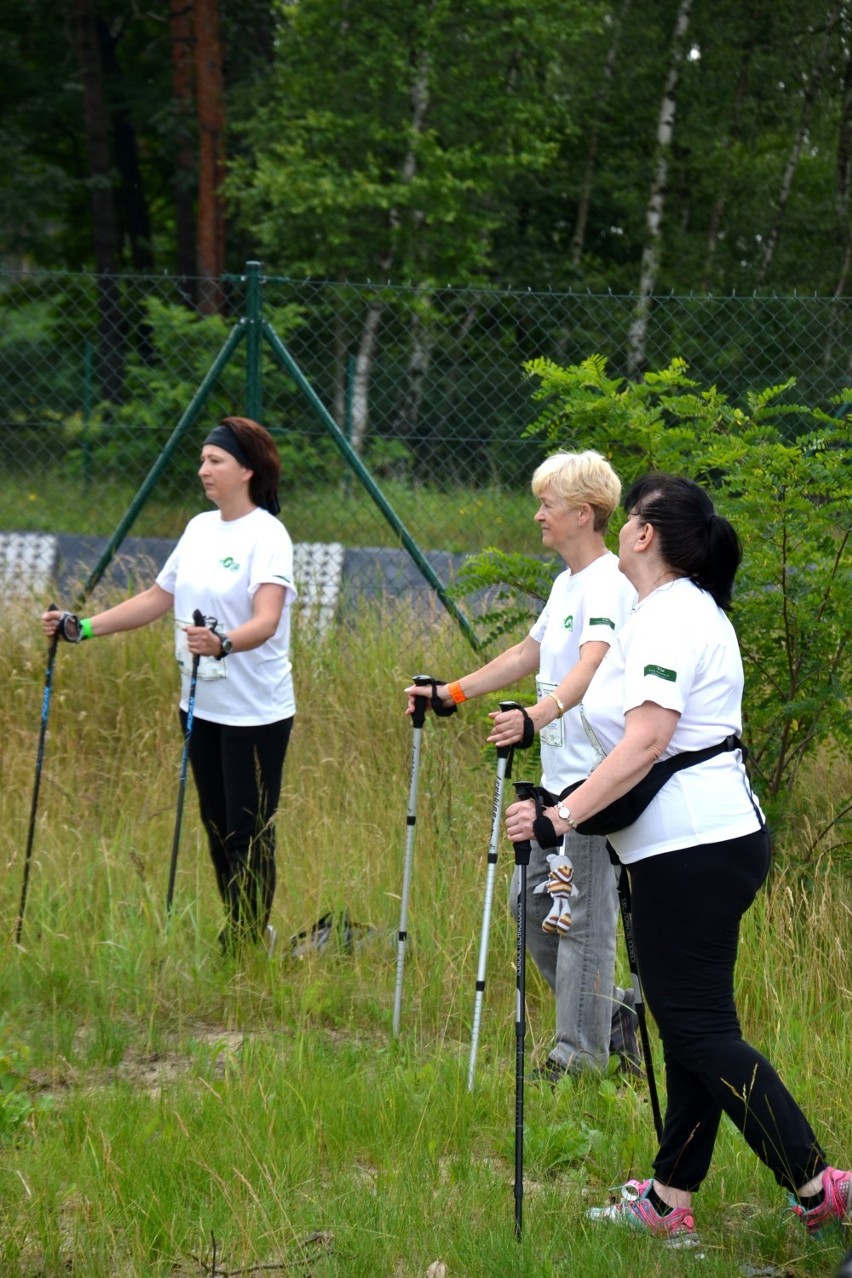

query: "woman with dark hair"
xmin=506 ymin=473 xmax=850 ymax=1246
xmin=43 ymin=416 xmax=297 ymax=954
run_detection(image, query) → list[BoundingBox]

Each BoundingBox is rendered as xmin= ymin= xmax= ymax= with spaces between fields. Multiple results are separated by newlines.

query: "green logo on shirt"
xmin=644 ymin=663 xmax=677 ymax=682
xmin=220 ymin=556 xmax=240 ymax=572
xmin=563 ymin=614 xmax=574 ymax=630
xmin=589 ymin=616 xmax=616 ymax=630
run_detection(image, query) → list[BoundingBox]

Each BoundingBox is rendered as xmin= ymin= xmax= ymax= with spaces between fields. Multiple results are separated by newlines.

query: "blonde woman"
xmin=408 ymin=450 xmax=637 ymax=1079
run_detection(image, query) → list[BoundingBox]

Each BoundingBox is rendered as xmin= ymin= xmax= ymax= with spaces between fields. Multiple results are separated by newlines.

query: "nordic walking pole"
xmin=165 ymin=609 xmax=205 ymax=919
xmin=392 ymin=674 xmax=435 ymax=1037
xmin=16 ymin=604 xmax=61 ymax=944
xmin=607 ymin=841 xmax=663 ymax=1141
xmin=511 ymin=779 xmax=538 ymax=1240
xmin=467 ymin=699 xmax=527 ymax=1092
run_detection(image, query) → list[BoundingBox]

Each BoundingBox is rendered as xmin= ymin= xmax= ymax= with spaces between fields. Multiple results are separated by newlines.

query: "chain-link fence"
xmin=2 ymin=262 xmax=851 ymax=642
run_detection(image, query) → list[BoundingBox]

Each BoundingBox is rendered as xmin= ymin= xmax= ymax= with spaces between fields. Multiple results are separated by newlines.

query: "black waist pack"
xmin=558 ymin=734 xmax=745 ymax=837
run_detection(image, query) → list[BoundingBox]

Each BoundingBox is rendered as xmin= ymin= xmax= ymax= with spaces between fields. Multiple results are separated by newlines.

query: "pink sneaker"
xmin=789 ymin=1167 xmax=852 ymax=1238
xmin=586 ymin=1178 xmax=699 ymax=1247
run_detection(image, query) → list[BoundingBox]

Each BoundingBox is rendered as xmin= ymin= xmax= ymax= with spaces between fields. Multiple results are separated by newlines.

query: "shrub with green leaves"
xmin=456 ymin=355 xmax=851 ymax=856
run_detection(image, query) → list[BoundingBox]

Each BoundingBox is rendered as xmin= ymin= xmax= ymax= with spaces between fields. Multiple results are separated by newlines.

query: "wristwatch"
xmin=215 ymin=634 xmax=234 ymax=660
xmin=556 ymin=803 xmax=578 ymax=830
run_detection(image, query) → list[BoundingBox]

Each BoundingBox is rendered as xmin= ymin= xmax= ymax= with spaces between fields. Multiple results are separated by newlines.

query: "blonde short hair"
xmin=531 ymin=450 xmax=621 ymax=532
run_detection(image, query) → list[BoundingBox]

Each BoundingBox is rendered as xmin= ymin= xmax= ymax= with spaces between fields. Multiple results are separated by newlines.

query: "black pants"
xmin=180 ymin=711 xmax=294 ymax=945
xmin=628 ymin=830 xmax=827 ymax=1194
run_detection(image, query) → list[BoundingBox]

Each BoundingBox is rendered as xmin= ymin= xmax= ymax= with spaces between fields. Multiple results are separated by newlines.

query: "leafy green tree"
xmin=226 ymin=0 xmax=604 ymax=450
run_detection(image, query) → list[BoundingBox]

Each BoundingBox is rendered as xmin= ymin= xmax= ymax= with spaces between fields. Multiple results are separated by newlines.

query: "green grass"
xmin=1 ymin=471 xmax=541 ymax=556
xmin=1 ymin=593 xmax=850 ymax=1275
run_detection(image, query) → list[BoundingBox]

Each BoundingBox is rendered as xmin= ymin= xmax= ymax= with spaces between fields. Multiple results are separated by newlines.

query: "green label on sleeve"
xmin=644 ymin=663 xmax=677 ymax=682
xmin=589 ymin=616 xmax=616 ymax=630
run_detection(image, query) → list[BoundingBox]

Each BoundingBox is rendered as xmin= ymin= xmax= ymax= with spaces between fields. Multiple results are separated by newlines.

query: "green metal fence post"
xmin=262 ymin=320 xmax=481 ymax=650
xmin=342 ymin=352 xmax=355 ymax=498
xmin=78 ymin=321 xmax=248 ymax=604
xmin=244 ymin=260 xmax=263 ymax=422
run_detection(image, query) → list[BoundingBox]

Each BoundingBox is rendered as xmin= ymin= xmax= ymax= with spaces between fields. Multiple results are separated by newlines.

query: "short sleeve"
xmin=621 ymin=622 xmax=696 ymax=715
xmin=577 ymin=575 xmax=630 ymax=648
xmin=248 ymin=522 xmax=298 ymax=605
xmin=528 ymin=595 xmax=550 ymax=644
xmin=155 ymin=537 xmax=183 ymax=595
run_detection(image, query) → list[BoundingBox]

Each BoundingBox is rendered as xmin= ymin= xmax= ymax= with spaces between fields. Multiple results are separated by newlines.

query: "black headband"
xmin=203 ymin=424 xmax=251 ymax=468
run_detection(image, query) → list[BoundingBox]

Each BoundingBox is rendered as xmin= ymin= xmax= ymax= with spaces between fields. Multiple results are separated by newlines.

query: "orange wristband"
xmin=447 ymin=680 xmax=467 ymax=704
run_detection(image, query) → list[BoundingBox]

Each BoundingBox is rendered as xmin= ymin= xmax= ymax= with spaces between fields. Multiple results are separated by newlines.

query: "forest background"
xmin=7 ymin=0 xmax=852 ymax=300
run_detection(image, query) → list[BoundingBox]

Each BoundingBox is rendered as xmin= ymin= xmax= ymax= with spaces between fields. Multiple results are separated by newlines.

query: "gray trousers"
xmin=510 ymin=829 xmax=622 ymax=1072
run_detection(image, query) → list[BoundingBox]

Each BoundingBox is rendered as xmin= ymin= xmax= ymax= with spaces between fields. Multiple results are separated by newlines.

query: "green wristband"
xmin=79 ymin=617 xmax=94 ymax=641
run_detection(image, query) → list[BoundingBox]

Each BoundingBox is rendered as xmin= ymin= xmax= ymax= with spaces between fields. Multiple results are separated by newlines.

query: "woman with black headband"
xmin=43 ymin=416 xmax=297 ymax=954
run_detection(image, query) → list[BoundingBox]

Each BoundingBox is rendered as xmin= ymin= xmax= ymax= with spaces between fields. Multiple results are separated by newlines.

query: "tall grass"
xmin=3 ymin=473 xmax=539 ymax=555
xmin=1 ymin=592 xmax=850 ymax=1276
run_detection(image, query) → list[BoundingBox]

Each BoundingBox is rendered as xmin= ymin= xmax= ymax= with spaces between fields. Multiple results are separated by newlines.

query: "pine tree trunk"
xmin=73 ymin=0 xmax=125 ymax=402
xmin=626 ymin=0 xmax=692 ymax=379
xmin=193 ymin=0 xmax=225 ymax=314
xmin=571 ymin=0 xmax=632 ymax=267
xmin=701 ymin=21 xmax=759 ymax=289
xmin=170 ymin=0 xmax=197 ymax=299
xmin=826 ymin=17 xmax=852 ymax=366
xmin=96 ymin=15 xmax=154 ymax=271
xmin=757 ymin=1 xmax=843 ymax=286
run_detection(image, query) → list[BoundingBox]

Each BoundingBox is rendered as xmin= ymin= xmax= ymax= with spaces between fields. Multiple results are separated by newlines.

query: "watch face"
xmin=222 ymin=638 xmax=233 ymax=654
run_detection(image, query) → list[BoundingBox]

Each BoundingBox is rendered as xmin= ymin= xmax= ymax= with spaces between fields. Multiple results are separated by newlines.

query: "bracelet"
xmin=556 ymin=802 xmax=578 ymax=831
xmin=547 ymin=690 xmax=565 ymax=718
xmin=447 ymin=680 xmax=467 ymax=705
xmin=79 ymin=618 xmax=94 ymax=641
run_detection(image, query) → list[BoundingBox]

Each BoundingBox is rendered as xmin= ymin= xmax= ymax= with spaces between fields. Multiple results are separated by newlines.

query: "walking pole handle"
xmin=496 ymin=701 xmax=536 ymax=760
xmin=497 ymin=701 xmax=521 ymax=764
xmin=511 ymin=780 xmax=538 ymax=868
xmin=410 ymin=674 xmax=433 ymax=729
xmin=411 ymin=672 xmax=457 ymax=719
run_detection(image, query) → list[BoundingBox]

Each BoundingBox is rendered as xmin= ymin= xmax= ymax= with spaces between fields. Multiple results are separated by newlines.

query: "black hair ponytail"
xmin=625 ymin=473 xmax=742 ymax=611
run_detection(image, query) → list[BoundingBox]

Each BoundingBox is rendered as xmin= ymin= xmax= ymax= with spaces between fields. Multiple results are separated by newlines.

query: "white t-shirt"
xmin=530 ymin=551 xmax=636 ymax=793
xmin=156 ymin=507 xmax=298 ymax=726
xmin=581 ymin=577 xmax=762 ymax=862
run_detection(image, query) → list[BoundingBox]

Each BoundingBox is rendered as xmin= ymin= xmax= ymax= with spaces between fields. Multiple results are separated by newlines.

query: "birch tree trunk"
xmin=626 ymin=0 xmax=692 ymax=379
xmin=350 ymin=37 xmax=432 ymax=457
xmin=193 ymin=0 xmax=225 ymax=315
xmin=757 ymin=1 xmax=843 ymax=286
xmin=348 ymin=299 xmax=385 ymax=456
xmin=392 ymin=46 xmax=435 ymax=449
xmin=571 ymin=0 xmax=632 ymax=267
